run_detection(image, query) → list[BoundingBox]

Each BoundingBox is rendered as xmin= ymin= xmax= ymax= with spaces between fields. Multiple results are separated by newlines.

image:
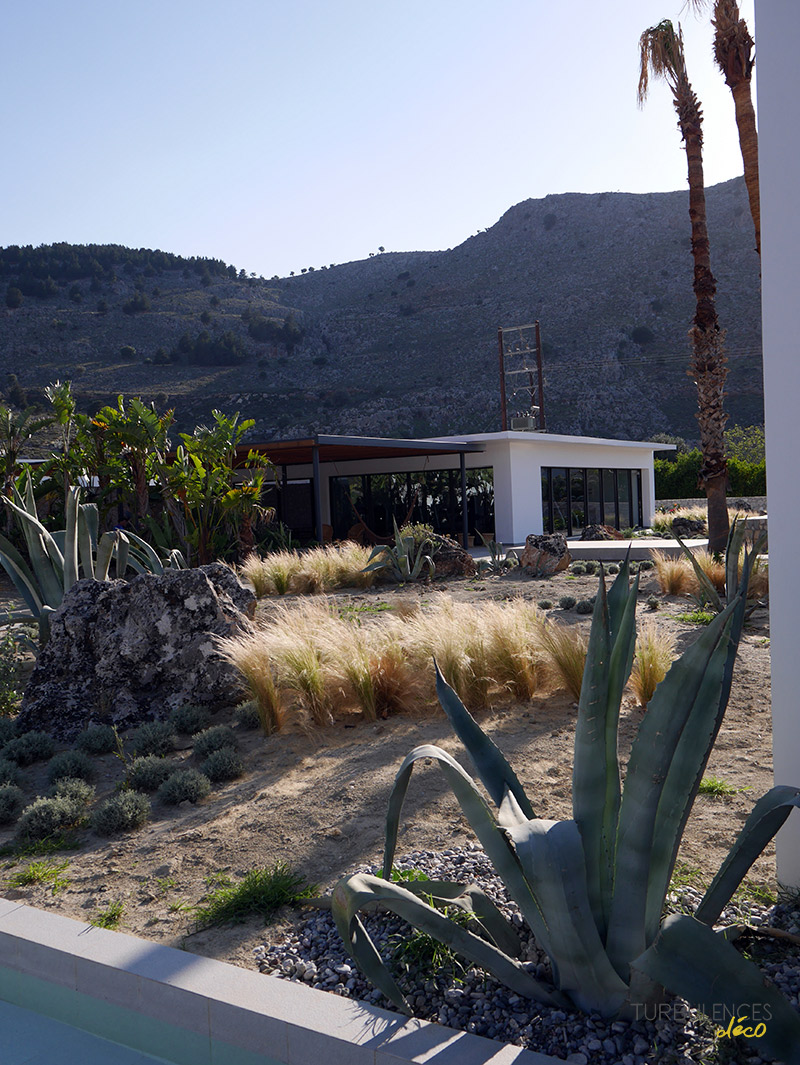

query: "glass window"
xmin=587 ymin=469 xmax=602 ymax=526
xmin=570 ymin=469 xmax=586 ymax=534
xmin=541 ymin=469 xmax=552 ymax=533
xmin=551 ymin=468 xmax=568 ymax=532
xmin=632 ymin=470 xmax=642 ymax=527
xmin=602 ymin=470 xmax=617 ymax=527
xmin=618 ymin=469 xmax=631 ymax=530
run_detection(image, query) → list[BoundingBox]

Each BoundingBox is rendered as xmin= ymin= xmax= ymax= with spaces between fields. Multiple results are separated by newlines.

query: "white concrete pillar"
xmin=757 ymin=0 xmax=800 ymax=887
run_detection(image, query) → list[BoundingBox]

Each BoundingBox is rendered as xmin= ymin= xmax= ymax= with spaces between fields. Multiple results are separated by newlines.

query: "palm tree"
xmin=689 ymin=0 xmax=759 ymax=254
xmin=639 ymin=20 xmax=729 ymax=552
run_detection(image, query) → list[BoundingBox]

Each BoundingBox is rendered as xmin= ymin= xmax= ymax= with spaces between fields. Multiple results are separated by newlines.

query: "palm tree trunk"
xmin=712 ymin=0 xmax=759 ymax=254
xmin=679 ymin=87 xmax=730 ymax=553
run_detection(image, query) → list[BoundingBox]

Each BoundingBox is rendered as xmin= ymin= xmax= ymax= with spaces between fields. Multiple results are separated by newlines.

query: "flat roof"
xmin=235 ymin=433 xmax=486 ymax=466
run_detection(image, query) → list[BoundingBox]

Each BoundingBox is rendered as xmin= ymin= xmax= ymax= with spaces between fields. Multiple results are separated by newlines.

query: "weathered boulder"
xmin=429 ymin=533 xmax=477 ymax=578
xmin=671 ymin=515 xmax=707 ymax=539
xmin=18 ymin=564 xmax=255 ymax=741
xmin=519 ymin=533 xmax=571 ymax=576
xmin=580 ymin=524 xmax=624 ymax=541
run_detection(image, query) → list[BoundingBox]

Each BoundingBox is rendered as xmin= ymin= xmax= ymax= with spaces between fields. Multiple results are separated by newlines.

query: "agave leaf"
xmin=643 ymin=572 xmax=751 ymax=942
xmin=115 ymin=532 xmax=131 ymax=577
xmin=508 ymin=818 xmax=629 ymax=1017
xmin=606 ymin=598 xmax=739 ymax=975
xmin=397 ymin=878 xmax=522 ymax=958
xmin=382 ymin=743 xmax=554 ymax=959
xmin=95 ymin=532 xmax=118 ymax=581
xmin=124 ymin=530 xmax=163 ymax=572
xmin=166 ymin=548 xmax=187 ymax=569
xmin=63 ymin=487 xmax=80 ymax=591
xmin=0 ymin=532 xmax=43 ymax=616
xmin=695 ymin=786 xmax=800 ymax=927
xmin=3 ymin=496 xmax=64 ymax=608
xmin=724 ymin=517 xmax=747 ymax=602
xmin=332 ymin=872 xmax=564 ymax=1014
xmin=434 ymin=663 xmax=535 ymax=820
xmin=572 ymin=566 xmax=638 ymax=942
xmin=78 ymin=503 xmax=99 ymax=579
xmin=631 ymin=914 xmax=800 ymax=1064
xmin=676 ymin=533 xmax=724 ymax=613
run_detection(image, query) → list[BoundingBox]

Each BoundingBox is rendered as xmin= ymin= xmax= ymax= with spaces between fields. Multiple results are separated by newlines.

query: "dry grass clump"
xmin=650 ymin=505 xmax=753 ymax=537
xmin=650 ymin=550 xmax=698 ymax=596
xmin=630 ymin=621 xmax=676 ymax=706
xmin=742 ymin=554 xmax=769 ymax=599
xmin=691 ymin=550 xmax=726 ymax=593
xmin=539 ymin=622 xmax=588 ymax=702
xmin=220 ymin=595 xmax=552 ymax=731
xmin=238 ymin=543 xmax=375 ymax=597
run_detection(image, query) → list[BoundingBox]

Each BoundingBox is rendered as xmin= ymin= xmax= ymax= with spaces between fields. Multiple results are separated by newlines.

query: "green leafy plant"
xmin=169 ymin=703 xmax=212 ymax=736
xmin=7 ymin=858 xmax=70 ymax=893
xmin=91 ymin=901 xmax=124 ymax=928
xmin=332 ymin=549 xmax=800 ymax=1062
xmin=558 ymin=595 xmax=576 ymax=610
xmin=47 ymin=749 xmax=95 ymax=785
xmin=192 ymin=725 xmax=237 ymax=759
xmin=364 ymin=519 xmax=435 ymax=582
xmin=126 ymin=755 xmax=178 ymax=793
xmin=75 ymin=724 xmax=118 ymax=755
xmin=129 ymin=721 xmax=176 ymax=757
xmin=0 ymin=783 xmax=24 ymax=824
xmin=676 ymin=610 xmax=715 ymax=626
xmin=156 ymin=768 xmax=211 ymax=805
xmin=194 ymin=861 xmax=317 ymax=928
xmin=200 ymin=747 xmax=244 ymax=783
xmin=698 ymin=775 xmax=744 ymax=798
xmin=3 ymin=731 xmax=54 ymax=766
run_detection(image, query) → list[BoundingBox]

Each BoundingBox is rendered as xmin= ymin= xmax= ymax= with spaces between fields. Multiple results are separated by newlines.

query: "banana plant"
xmin=332 ymin=545 xmax=800 ymax=1062
xmin=363 ymin=518 xmax=435 ymax=582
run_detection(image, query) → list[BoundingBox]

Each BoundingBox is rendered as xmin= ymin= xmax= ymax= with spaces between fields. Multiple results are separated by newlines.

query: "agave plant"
xmin=678 ymin=516 xmax=767 ymax=616
xmin=332 ymin=549 xmax=800 ymax=1061
xmin=0 ymin=474 xmax=185 ymax=645
xmin=475 ymin=529 xmax=519 ymax=576
xmin=363 ymin=518 xmax=435 ymax=582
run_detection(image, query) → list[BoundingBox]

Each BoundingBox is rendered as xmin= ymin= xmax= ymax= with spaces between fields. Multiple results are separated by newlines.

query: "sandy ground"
xmin=0 ymin=567 xmax=774 ymax=974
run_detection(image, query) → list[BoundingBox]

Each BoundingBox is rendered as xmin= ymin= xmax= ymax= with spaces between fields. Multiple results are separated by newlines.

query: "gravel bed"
xmin=253 ymin=846 xmax=800 ymax=1065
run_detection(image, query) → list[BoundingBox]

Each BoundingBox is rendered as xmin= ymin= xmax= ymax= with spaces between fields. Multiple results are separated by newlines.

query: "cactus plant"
xmin=332 ymin=548 xmax=800 ymax=1061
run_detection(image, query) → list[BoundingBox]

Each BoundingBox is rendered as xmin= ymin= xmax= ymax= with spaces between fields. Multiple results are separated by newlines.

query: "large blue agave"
xmin=333 ymin=533 xmax=800 ymax=1063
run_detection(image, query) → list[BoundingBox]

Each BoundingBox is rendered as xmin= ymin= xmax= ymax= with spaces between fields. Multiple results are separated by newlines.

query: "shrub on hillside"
xmin=92 ymin=791 xmax=150 ymax=836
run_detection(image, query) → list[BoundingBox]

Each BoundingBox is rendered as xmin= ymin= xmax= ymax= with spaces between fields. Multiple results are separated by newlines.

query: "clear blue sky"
xmin=1 ymin=0 xmax=756 ymax=279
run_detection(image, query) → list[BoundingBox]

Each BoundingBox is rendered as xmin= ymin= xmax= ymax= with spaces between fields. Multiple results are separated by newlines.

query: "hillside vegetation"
xmin=0 ymin=177 xmax=761 ymax=442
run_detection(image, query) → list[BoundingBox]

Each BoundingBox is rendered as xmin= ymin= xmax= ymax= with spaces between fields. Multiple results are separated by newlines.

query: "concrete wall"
xmin=756 ymin=0 xmax=800 ymax=887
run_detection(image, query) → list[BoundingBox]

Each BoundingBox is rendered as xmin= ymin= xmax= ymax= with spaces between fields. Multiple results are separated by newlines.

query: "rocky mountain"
xmin=0 ymin=177 xmax=762 ymax=443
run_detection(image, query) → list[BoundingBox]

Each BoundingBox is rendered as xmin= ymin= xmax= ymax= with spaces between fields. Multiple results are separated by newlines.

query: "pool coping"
xmin=0 ymin=897 xmax=561 ymax=1065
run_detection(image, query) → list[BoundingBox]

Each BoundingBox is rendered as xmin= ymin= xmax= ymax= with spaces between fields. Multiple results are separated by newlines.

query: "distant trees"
xmin=173 ymin=330 xmax=248 ymax=366
xmin=242 ymin=310 xmax=305 ymax=352
xmin=5 ymin=286 xmax=22 ymax=309
xmin=122 ymin=291 xmax=151 ymax=315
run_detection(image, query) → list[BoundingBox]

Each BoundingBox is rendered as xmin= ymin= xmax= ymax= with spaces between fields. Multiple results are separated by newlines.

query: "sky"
xmin=1 ymin=0 xmax=757 ymax=279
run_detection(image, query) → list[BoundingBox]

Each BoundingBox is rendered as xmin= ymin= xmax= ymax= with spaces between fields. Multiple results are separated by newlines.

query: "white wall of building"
xmin=756 ymin=0 xmax=800 ymax=887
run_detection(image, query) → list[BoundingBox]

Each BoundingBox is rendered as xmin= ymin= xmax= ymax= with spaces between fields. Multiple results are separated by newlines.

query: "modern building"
xmin=245 ymin=430 xmax=669 ymax=545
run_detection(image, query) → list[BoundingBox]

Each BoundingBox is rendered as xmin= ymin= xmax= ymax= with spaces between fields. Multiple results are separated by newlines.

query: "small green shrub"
xmin=129 ymin=721 xmax=176 ymax=757
xmin=607 ymin=563 xmax=620 ymax=575
xmin=235 ymin=701 xmax=261 ymax=730
xmin=537 ymin=599 xmax=553 ymax=610
xmin=47 ymin=749 xmax=95 ymax=785
xmin=157 ymin=769 xmax=211 ymax=805
xmin=571 ymin=563 xmax=586 ymax=575
xmin=639 ymin=559 xmax=654 ymax=571
xmin=3 ymin=731 xmax=55 ymax=766
xmin=576 ymin=599 xmax=594 ymax=615
xmin=0 ymin=783 xmax=24 ymax=824
xmin=0 ymin=718 xmax=19 ymax=746
xmin=92 ymin=791 xmax=150 ymax=835
xmin=558 ymin=595 xmax=577 ymax=610
xmin=76 ymin=724 xmax=117 ymax=755
xmin=192 ymin=726 xmax=238 ymax=760
xmin=646 ymin=594 xmax=660 ymax=611
xmin=194 ymin=861 xmax=317 ymax=927
xmin=201 ymin=747 xmax=244 ymax=783
xmin=91 ymin=901 xmax=124 ymax=928
xmin=169 ymin=704 xmax=212 ymax=736
xmin=0 ymin=757 xmax=22 ymax=787
xmin=50 ymin=778 xmax=95 ymax=806
xmin=7 ymin=858 xmax=70 ymax=892
xmin=16 ymin=795 xmax=85 ymax=842
xmin=127 ymin=755 xmax=178 ymax=793
xmin=583 ymin=561 xmax=598 ymax=575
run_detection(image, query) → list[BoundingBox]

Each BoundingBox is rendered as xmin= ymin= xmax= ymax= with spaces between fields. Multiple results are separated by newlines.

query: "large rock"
xmin=580 ymin=524 xmax=624 ymax=541
xmin=429 ymin=533 xmax=477 ymax=578
xmin=519 ymin=533 xmax=571 ymax=576
xmin=18 ymin=564 xmax=255 ymax=741
xmin=671 ymin=515 xmax=707 ymax=539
